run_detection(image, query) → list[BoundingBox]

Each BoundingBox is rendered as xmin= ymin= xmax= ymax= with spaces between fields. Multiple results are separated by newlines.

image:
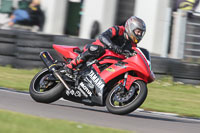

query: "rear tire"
xmin=29 ymin=68 xmax=65 ymax=103
xmin=106 ymin=80 xmax=147 ymax=115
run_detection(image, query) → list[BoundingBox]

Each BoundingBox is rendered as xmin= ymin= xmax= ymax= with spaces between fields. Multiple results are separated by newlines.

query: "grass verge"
xmin=0 ymin=66 xmax=39 ymax=91
xmin=0 ymin=109 xmax=130 ymax=133
xmin=0 ymin=66 xmax=200 ymax=118
xmin=142 ymin=76 xmax=200 ymax=118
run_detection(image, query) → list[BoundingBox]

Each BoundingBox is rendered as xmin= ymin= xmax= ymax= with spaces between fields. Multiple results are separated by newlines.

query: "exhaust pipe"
xmin=40 ymin=51 xmax=71 ymax=91
xmin=40 ymin=51 xmax=57 ymax=71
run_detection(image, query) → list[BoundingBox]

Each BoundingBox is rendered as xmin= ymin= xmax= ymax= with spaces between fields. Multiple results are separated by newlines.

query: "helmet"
xmin=125 ymin=16 xmax=146 ymax=44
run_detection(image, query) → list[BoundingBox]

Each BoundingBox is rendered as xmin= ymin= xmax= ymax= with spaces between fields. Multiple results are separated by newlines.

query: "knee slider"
xmin=89 ymin=45 xmax=99 ymax=53
xmin=89 ymin=45 xmax=104 ymax=53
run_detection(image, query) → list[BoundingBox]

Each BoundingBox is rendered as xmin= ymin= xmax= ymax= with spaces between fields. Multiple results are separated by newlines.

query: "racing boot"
xmin=63 ymin=54 xmax=85 ymax=79
xmin=63 ymin=47 xmax=100 ymax=79
xmin=62 ymin=66 xmax=74 ymax=79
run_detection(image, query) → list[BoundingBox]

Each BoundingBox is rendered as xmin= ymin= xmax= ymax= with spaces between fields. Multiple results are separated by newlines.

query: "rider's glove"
xmin=111 ymin=45 xmax=123 ymax=54
xmin=123 ymin=50 xmax=132 ymax=57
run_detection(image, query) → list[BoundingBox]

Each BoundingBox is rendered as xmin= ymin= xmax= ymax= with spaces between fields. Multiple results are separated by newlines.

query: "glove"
xmin=111 ymin=45 xmax=123 ymax=54
xmin=123 ymin=50 xmax=132 ymax=57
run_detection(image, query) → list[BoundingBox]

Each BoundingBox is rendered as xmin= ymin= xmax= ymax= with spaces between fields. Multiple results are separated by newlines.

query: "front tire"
xmin=106 ymin=80 xmax=147 ymax=115
xmin=29 ymin=68 xmax=65 ymax=103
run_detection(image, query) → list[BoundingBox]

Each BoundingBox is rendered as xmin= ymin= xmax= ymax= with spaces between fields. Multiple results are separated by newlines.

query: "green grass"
xmin=142 ymin=76 xmax=200 ymax=118
xmin=0 ymin=66 xmax=200 ymax=118
xmin=0 ymin=66 xmax=39 ymax=91
xmin=0 ymin=109 xmax=130 ymax=133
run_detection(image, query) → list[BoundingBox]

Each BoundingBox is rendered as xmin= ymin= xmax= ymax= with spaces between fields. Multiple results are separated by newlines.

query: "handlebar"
xmin=122 ymin=50 xmax=137 ymax=58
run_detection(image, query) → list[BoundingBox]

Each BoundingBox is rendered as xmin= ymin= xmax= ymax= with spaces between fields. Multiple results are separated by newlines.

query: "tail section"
xmin=53 ymin=44 xmax=80 ymax=59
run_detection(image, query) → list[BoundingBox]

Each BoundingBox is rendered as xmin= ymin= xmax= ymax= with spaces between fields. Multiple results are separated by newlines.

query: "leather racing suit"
xmin=66 ymin=25 xmax=137 ymax=69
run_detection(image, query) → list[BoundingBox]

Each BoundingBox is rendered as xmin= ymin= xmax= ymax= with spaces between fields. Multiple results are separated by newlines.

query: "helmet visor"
xmin=133 ymin=28 xmax=145 ymax=40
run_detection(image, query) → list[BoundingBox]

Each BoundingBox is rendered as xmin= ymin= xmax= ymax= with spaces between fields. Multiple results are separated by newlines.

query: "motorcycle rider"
xmin=64 ymin=16 xmax=146 ymax=77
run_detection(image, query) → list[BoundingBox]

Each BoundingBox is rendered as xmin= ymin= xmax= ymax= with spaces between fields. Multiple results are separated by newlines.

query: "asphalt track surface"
xmin=0 ymin=88 xmax=200 ymax=133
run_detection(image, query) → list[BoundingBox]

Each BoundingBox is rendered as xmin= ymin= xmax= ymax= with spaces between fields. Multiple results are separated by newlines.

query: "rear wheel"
xmin=29 ymin=68 xmax=65 ymax=103
xmin=106 ymin=80 xmax=147 ymax=115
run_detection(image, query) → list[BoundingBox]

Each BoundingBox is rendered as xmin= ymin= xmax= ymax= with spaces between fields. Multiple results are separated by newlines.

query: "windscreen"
xmin=137 ymin=47 xmax=151 ymax=70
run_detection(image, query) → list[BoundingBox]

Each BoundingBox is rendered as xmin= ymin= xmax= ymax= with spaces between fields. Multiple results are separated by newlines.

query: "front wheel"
xmin=29 ymin=68 xmax=65 ymax=103
xmin=106 ymin=80 xmax=147 ymax=115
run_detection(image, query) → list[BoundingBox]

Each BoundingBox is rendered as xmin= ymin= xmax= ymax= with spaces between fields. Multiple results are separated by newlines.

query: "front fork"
xmin=123 ymin=72 xmax=128 ymax=87
xmin=122 ymin=72 xmax=143 ymax=91
xmin=117 ymin=72 xmax=129 ymax=93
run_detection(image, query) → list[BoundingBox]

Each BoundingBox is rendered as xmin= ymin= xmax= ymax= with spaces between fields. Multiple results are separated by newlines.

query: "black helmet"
xmin=125 ymin=16 xmax=146 ymax=44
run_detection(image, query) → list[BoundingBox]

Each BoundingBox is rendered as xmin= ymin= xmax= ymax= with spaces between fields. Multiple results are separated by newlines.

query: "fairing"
xmin=53 ymin=44 xmax=79 ymax=59
xmin=99 ymin=47 xmax=155 ymax=84
xmin=53 ymin=44 xmax=155 ymax=85
xmin=98 ymin=50 xmax=125 ymax=60
xmin=53 ymin=44 xmax=155 ymax=98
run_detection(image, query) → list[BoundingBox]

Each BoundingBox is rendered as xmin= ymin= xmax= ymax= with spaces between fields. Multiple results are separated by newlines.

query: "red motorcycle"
xmin=29 ymin=44 xmax=155 ymax=115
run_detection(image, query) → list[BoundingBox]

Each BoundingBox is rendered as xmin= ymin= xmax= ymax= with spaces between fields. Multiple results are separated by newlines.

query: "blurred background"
xmin=0 ymin=0 xmax=200 ymax=84
xmin=0 ymin=0 xmax=199 ymax=58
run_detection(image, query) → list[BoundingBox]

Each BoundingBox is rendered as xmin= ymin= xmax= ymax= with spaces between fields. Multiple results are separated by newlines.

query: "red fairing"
xmin=99 ymin=59 xmax=118 ymax=65
xmin=98 ymin=50 xmax=125 ymax=60
xmin=53 ymin=44 xmax=79 ymax=59
xmin=53 ymin=43 xmax=155 ymax=87
xmin=98 ymin=50 xmax=125 ymax=65
xmin=149 ymin=71 xmax=156 ymax=83
xmin=92 ymin=64 xmax=101 ymax=74
xmin=100 ymin=47 xmax=154 ymax=84
xmin=100 ymin=60 xmax=150 ymax=83
xmin=134 ymin=47 xmax=155 ymax=83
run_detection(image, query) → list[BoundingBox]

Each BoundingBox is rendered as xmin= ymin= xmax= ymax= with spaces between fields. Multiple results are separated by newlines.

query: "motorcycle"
xmin=29 ymin=44 xmax=155 ymax=115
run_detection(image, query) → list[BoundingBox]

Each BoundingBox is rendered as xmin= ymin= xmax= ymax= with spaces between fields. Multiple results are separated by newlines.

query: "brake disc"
xmin=114 ymin=86 xmax=136 ymax=103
